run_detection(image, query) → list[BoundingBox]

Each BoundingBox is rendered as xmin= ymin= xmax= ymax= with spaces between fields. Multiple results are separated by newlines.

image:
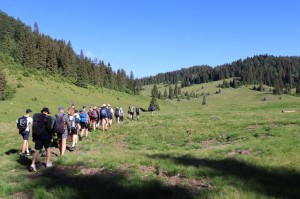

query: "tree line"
xmin=0 ymin=11 xmax=140 ymax=94
xmin=138 ymin=55 xmax=300 ymax=95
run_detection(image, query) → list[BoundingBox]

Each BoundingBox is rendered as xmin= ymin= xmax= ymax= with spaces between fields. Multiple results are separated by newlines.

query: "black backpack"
xmin=17 ymin=116 xmax=27 ymax=132
xmin=32 ymin=113 xmax=48 ymax=136
xmin=54 ymin=114 xmax=66 ymax=134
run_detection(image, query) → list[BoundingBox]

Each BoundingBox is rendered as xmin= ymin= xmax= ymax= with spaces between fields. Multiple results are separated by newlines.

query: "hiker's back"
xmin=32 ymin=113 xmax=48 ymax=137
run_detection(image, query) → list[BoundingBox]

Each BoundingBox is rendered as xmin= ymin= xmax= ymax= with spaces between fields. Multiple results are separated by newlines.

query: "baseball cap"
xmin=58 ymin=106 xmax=64 ymax=111
xmin=26 ymin=109 xmax=32 ymax=113
xmin=41 ymin=107 xmax=51 ymax=114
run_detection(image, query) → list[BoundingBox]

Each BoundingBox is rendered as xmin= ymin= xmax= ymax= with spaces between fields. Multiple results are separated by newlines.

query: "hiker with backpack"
xmin=79 ymin=106 xmax=90 ymax=140
xmin=68 ymin=108 xmax=80 ymax=151
xmin=30 ymin=107 xmax=53 ymax=172
xmin=100 ymin=104 xmax=109 ymax=131
xmin=136 ymin=105 xmax=140 ymax=120
xmin=129 ymin=105 xmax=134 ymax=120
xmin=53 ymin=106 xmax=71 ymax=156
xmin=107 ymin=104 xmax=114 ymax=126
xmin=119 ymin=108 xmax=124 ymax=122
xmin=16 ymin=109 xmax=33 ymax=158
xmin=115 ymin=107 xmax=120 ymax=123
xmin=89 ymin=106 xmax=98 ymax=131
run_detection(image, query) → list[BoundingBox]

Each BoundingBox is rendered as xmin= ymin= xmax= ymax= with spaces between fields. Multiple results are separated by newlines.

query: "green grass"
xmin=1 ymin=60 xmax=300 ymax=198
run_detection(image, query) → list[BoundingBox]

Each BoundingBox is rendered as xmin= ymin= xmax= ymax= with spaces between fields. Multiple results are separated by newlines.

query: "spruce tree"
xmin=148 ymin=97 xmax=160 ymax=111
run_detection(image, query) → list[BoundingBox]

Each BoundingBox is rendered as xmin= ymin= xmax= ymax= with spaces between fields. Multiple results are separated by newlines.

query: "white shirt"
xmin=16 ymin=116 xmax=33 ymax=131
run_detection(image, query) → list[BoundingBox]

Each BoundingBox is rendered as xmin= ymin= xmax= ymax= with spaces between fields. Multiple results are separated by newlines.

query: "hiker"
xmin=68 ymin=108 xmax=80 ymax=151
xmin=79 ymin=106 xmax=90 ymax=140
xmin=150 ymin=105 xmax=156 ymax=116
xmin=136 ymin=105 xmax=140 ymax=120
xmin=130 ymin=105 xmax=134 ymax=120
xmin=89 ymin=106 xmax=98 ymax=131
xmin=119 ymin=108 xmax=124 ymax=122
xmin=100 ymin=104 xmax=109 ymax=131
xmin=53 ymin=106 xmax=71 ymax=156
xmin=115 ymin=107 xmax=120 ymax=123
xmin=16 ymin=108 xmax=33 ymax=158
xmin=30 ymin=107 xmax=53 ymax=172
xmin=107 ymin=104 xmax=114 ymax=126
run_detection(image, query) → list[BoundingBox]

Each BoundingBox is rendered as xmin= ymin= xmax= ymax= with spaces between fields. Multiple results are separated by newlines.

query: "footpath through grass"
xmin=0 ymin=64 xmax=300 ymax=198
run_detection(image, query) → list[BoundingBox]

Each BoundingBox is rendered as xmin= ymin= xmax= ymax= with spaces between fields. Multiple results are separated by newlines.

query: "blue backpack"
xmin=80 ymin=112 xmax=88 ymax=123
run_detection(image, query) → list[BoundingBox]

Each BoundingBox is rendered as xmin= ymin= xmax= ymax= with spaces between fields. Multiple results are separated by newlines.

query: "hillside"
xmin=1 ymin=57 xmax=300 ymax=198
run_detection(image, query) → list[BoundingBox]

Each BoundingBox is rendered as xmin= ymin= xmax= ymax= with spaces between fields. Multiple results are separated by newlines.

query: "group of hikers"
xmin=16 ymin=103 xmax=141 ymax=172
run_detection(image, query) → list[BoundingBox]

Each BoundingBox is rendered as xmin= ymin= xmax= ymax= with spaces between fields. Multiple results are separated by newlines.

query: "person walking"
xmin=68 ymin=108 xmax=80 ymax=151
xmin=79 ymin=106 xmax=90 ymax=140
xmin=136 ymin=105 xmax=140 ymax=120
xmin=16 ymin=108 xmax=33 ymax=158
xmin=30 ymin=107 xmax=53 ymax=171
xmin=53 ymin=107 xmax=71 ymax=156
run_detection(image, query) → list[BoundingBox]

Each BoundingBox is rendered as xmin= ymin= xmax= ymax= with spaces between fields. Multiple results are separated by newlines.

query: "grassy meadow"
xmin=1 ymin=61 xmax=300 ymax=199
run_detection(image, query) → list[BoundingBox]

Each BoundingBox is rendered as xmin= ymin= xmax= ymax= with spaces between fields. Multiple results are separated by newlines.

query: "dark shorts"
xmin=20 ymin=130 xmax=30 ymax=140
xmin=80 ymin=122 xmax=88 ymax=129
xmin=70 ymin=128 xmax=78 ymax=135
xmin=35 ymin=139 xmax=51 ymax=150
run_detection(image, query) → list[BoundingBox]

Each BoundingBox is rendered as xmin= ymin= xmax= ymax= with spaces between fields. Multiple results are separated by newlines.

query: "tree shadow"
xmin=148 ymin=154 xmax=300 ymax=199
xmin=26 ymin=166 xmax=198 ymax=199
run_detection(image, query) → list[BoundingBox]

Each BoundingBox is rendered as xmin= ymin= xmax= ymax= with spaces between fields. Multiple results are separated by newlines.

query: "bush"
xmin=3 ymin=85 xmax=16 ymax=100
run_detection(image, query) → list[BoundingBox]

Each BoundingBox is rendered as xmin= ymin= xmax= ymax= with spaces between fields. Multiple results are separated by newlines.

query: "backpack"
xmin=130 ymin=106 xmax=134 ymax=113
xmin=80 ymin=112 xmax=88 ymax=123
xmin=115 ymin=108 xmax=120 ymax=117
xmin=69 ymin=115 xmax=78 ymax=131
xmin=91 ymin=109 xmax=98 ymax=119
xmin=17 ymin=116 xmax=28 ymax=132
xmin=100 ymin=108 xmax=107 ymax=118
xmin=32 ymin=113 xmax=48 ymax=136
xmin=54 ymin=114 xmax=66 ymax=134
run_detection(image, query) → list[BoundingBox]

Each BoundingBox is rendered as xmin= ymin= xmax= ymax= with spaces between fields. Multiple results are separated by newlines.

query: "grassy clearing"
xmin=1 ymin=63 xmax=300 ymax=198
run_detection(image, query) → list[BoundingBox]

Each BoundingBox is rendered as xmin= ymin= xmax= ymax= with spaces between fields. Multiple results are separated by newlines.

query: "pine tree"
xmin=148 ymin=97 xmax=160 ymax=111
xmin=163 ymin=88 xmax=168 ymax=99
xmin=151 ymin=84 xmax=159 ymax=98
xmin=174 ymin=84 xmax=178 ymax=97
xmin=296 ymin=74 xmax=300 ymax=95
xmin=169 ymin=86 xmax=174 ymax=99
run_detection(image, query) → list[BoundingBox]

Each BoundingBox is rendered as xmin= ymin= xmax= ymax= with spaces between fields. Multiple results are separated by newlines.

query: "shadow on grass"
xmin=149 ymin=154 xmax=300 ymax=199
xmin=4 ymin=148 xmax=19 ymax=155
xmin=27 ymin=166 xmax=197 ymax=199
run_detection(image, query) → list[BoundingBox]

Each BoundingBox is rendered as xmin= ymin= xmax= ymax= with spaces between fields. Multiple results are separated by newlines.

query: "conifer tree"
xmin=148 ymin=97 xmax=160 ymax=111
xmin=164 ymin=88 xmax=168 ymax=99
xmin=169 ymin=85 xmax=174 ymax=99
xmin=151 ymin=84 xmax=159 ymax=98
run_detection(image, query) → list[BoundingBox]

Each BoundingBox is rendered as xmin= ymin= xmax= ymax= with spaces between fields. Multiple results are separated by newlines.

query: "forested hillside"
xmin=138 ymin=55 xmax=300 ymax=94
xmin=0 ymin=11 xmax=140 ymax=94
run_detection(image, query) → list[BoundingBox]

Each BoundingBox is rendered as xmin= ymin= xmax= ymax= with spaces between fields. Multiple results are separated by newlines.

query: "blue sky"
xmin=1 ymin=0 xmax=300 ymax=78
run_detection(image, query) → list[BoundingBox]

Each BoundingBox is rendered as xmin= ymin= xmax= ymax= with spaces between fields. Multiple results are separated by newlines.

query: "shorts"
xmin=20 ymin=130 xmax=30 ymax=140
xmin=70 ymin=128 xmax=78 ymax=135
xmin=80 ymin=122 xmax=88 ymax=129
xmin=35 ymin=139 xmax=51 ymax=150
xmin=57 ymin=130 xmax=68 ymax=139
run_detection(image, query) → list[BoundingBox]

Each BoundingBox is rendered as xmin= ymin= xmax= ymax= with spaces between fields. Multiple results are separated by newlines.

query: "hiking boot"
xmin=26 ymin=150 xmax=30 ymax=156
xmin=46 ymin=162 xmax=53 ymax=168
xmin=69 ymin=146 xmax=76 ymax=151
xmin=30 ymin=165 xmax=36 ymax=172
xmin=19 ymin=153 xmax=26 ymax=158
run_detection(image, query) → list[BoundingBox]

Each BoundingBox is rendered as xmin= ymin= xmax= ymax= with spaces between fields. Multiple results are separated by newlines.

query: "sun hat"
xmin=26 ymin=109 xmax=32 ymax=113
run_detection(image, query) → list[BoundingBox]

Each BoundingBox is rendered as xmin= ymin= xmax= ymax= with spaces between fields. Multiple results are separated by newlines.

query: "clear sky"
xmin=1 ymin=0 xmax=299 ymax=78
